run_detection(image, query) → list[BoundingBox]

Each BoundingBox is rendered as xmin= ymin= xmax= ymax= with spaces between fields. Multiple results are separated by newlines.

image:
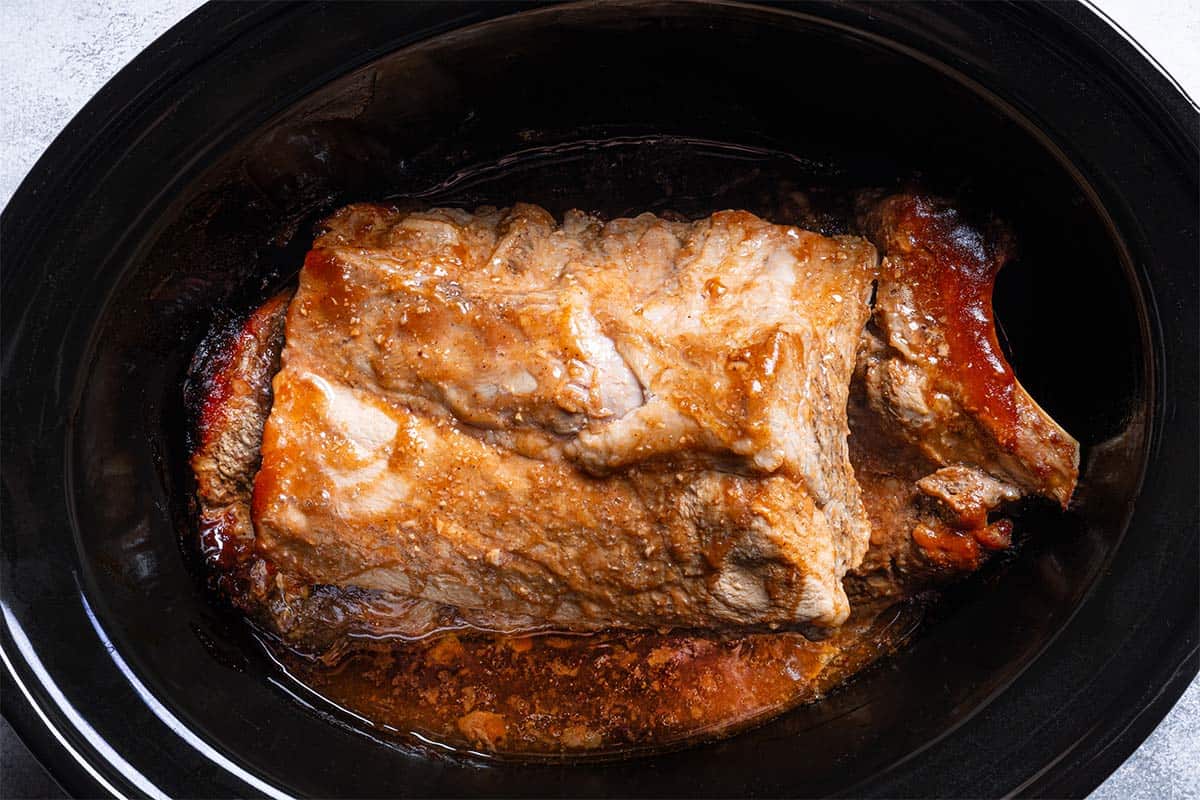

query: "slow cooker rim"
xmin=1 ymin=2 xmax=1196 ymax=798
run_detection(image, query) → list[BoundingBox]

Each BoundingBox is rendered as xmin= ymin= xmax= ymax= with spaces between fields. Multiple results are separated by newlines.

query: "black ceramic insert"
xmin=2 ymin=3 xmax=1196 ymax=797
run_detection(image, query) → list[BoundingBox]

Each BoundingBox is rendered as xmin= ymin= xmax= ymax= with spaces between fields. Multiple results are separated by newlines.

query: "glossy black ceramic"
xmin=2 ymin=2 xmax=1196 ymax=797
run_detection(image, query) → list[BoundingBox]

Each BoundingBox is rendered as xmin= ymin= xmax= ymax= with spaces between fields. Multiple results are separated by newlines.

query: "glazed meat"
xmin=858 ymin=194 xmax=1076 ymax=503
xmin=251 ymin=204 xmax=878 ymax=632
xmin=847 ymin=195 xmax=1078 ymax=603
xmin=189 ymin=193 xmax=1079 ymax=661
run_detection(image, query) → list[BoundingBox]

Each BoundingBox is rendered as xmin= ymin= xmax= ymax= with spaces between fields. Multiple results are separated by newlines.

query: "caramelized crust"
xmin=847 ymin=195 xmax=1079 ymax=602
xmin=190 ymin=291 xmax=291 ymax=573
xmin=858 ymin=195 xmax=1078 ymax=507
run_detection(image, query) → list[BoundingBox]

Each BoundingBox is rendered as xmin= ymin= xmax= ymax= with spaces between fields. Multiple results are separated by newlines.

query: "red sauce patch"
xmin=912 ymin=523 xmax=983 ymax=571
xmin=913 ymin=517 xmax=1014 ymax=570
xmin=194 ymin=346 xmax=239 ymax=448
xmin=885 ymin=197 xmax=1018 ymax=448
xmin=972 ymin=518 xmax=1014 ymax=552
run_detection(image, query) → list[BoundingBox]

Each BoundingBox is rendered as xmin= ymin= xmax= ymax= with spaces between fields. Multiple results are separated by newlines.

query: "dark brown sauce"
xmin=267 ymin=601 xmax=924 ymax=758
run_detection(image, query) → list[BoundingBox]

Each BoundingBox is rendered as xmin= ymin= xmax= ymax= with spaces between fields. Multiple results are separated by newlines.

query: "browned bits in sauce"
xmin=272 ymin=604 xmax=922 ymax=757
xmin=457 ymin=710 xmax=507 ymax=749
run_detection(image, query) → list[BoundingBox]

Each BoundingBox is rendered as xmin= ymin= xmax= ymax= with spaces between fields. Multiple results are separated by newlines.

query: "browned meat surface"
xmin=857 ymin=194 xmax=1078 ymax=507
xmin=844 ymin=195 xmax=1079 ymax=605
xmin=844 ymin=390 xmax=1018 ymax=605
xmin=252 ymin=205 xmax=878 ymax=632
xmin=190 ymin=291 xmax=291 ymax=577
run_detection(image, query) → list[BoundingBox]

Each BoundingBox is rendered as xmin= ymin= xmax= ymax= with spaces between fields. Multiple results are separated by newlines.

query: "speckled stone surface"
xmin=1 ymin=1 xmax=1196 ymax=797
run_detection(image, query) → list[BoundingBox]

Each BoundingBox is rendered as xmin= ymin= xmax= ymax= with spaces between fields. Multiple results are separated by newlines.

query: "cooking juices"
xmin=266 ymin=602 xmax=924 ymax=757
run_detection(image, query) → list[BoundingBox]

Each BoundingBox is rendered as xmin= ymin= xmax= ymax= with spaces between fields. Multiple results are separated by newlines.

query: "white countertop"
xmin=1 ymin=1 xmax=1196 ymax=797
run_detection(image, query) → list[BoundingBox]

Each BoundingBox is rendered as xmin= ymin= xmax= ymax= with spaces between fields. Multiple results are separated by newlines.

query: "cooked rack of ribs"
xmin=188 ymin=194 xmax=1078 ymax=654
